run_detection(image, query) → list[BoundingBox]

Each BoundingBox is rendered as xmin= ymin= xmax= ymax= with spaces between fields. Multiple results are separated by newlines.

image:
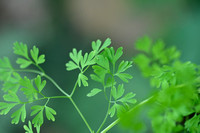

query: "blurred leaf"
xmin=87 ymin=88 xmax=102 ymax=97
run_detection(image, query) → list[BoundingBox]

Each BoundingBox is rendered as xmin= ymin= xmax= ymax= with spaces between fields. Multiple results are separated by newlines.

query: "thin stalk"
xmin=70 ymin=79 xmax=78 ymax=97
xmin=43 ymin=74 xmax=70 ymax=97
xmin=101 ymin=94 xmax=157 ymax=132
xmin=69 ymin=97 xmax=93 ymax=133
xmin=97 ymin=62 xmax=116 ymax=133
xmin=20 ymin=96 xmax=69 ymax=104
xmin=97 ymin=95 xmax=111 ymax=133
xmin=100 ymin=119 xmax=120 ymax=133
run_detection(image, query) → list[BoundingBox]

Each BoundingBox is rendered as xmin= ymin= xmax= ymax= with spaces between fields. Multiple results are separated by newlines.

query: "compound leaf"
xmin=119 ymin=92 xmax=137 ymax=104
xmin=0 ymin=102 xmax=18 ymax=115
xmin=16 ymin=58 xmax=32 ymax=68
xmin=87 ymin=88 xmax=102 ymax=97
xmin=117 ymin=61 xmax=133 ymax=73
xmin=13 ymin=42 xmax=29 ymax=59
xmin=45 ymin=106 xmax=56 ymax=121
xmin=95 ymin=55 xmax=109 ymax=70
xmin=31 ymin=105 xmax=44 ymax=127
xmin=116 ymin=73 xmax=133 ymax=83
xmin=78 ymin=73 xmax=88 ymax=87
xmin=11 ymin=104 xmax=26 ymax=124
xmin=20 ymin=77 xmax=38 ymax=101
xmin=30 ymin=46 xmax=45 ymax=65
xmin=24 ymin=121 xmax=33 ymax=133
xmin=3 ymin=91 xmax=20 ymax=103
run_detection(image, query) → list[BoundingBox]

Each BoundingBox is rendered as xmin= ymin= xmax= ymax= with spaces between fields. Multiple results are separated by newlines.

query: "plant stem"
xmin=14 ymin=68 xmax=93 ymax=132
xmin=100 ymin=94 xmax=157 ymax=133
xmin=69 ymin=97 xmax=93 ymax=133
xmin=70 ymin=79 xmax=78 ymax=97
xmin=100 ymin=119 xmax=120 ymax=133
xmin=97 ymin=95 xmax=111 ymax=133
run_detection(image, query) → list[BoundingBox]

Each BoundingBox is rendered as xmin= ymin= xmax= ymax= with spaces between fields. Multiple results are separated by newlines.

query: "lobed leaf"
xmin=45 ymin=106 xmax=56 ymax=121
xmin=11 ymin=104 xmax=26 ymax=124
xmin=3 ymin=91 xmax=20 ymax=103
xmin=16 ymin=58 xmax=32 ymax=68
xmin=31 ymin=105 xmax=44 ymax=127
xmin=24 ymin=121 xmax=33 ymax=133
xmin=116 ymin=73 xmax=133 ymax=83
xmin=13 ymin=42 xmax=29 ymax=59
xmin=35 ymin=75 xmax=46 ymax=92
xmin=20 ymin=76 xmax=38 ymax=101
xmin=30 ymin=46 xmax=45 ymax=65
xmin=119 ymin=92 xmax=137 ymax=104
xmin=78 ymin=73 xmax=88 ymax=87
xmin=0 ymin=102 xmax=18 ymax=115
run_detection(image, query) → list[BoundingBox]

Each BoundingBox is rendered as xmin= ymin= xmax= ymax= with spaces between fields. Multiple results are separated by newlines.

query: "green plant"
xmin=0 ymin=37 xmax=199 ymax=133
xmin=0 ymin=38 xmax=136 ymax=133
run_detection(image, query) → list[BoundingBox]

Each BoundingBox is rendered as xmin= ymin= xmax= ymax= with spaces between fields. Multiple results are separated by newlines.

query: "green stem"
xmin=100 ymin=119 xmax=120 ymax=133
xmin=70 ymin=79 xmax=78 ymax=97
xmin=97 ymin=61 xmax=116 ymax=133
xmin=69 ymin=97 xmax=93 ymax=133
xmin=20 ymin=96 xmax=69 ymax=104
xmin=14 ymin=68 xmax=93 ymax=132
xmin=100 ymin=94 xmax=157 ymax=133
xmin=97 ymin=94 xmax=111 ymax=133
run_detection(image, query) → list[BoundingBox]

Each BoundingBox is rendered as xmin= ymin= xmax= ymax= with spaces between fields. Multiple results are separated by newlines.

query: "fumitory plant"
xmin=0 ymin=36 xmax=199 ymax=133
xmin=0 ymin=38 xmax=136 ymax=133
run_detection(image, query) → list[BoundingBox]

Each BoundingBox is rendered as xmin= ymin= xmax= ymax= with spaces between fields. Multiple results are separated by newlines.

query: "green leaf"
xmin=35 ymin=75 xmax=46 ymax=92
xmin=30 ymin=46 xmax=45 ymax=65
xmin=0 ymin=102 xmax=18 ymax=115
xmin=105 ymin=77 xmax=115 ymax=88
xmin=109 ymin=103 xmax=117 ymax=117
xmin=24 ymin=121 xmax=33 ymax=133
xmin=135 ymin=36 xmax=151 ymax=53
xmin=116 ymin=73 xmax=133 ymax=83
xmin=13 ymin=42 xmax=29 ymax=59
xmin=0 ymin=57 xmax=12 ymax=69
xmin=45 ymin=106 xmax=56 ymax=121
xmin=2 ymin=72 xmax=21 ymax=93
xmin=90 ymin=65 xmax=108 ymax=84
xmin=114 ymin=47 xmax=123 ymax=62
xmin=185 ymin=114 xmax=200 ymax=133
xmin=117 ymin=61 xmax=133 ymax=73
xmin=111 ymin=84 xmax=125 ymax=100
xmin=66 ymin=61 xmax=79 ymax=71
xmin=66 ymin=49 xmax=83 ymax=71
xmin=78 ymin=73 xmax=88 ymax=87
xmin=31 ymin=105 xmax=44 ymax=127
xmin=95 ymin=55 xmax=109 ymax=70
xmin=80 ymin=52 xmax=96 ymax=70
xmin=99 ymin=38 xmax=111 ymax=52
xmin=87 ymin=88 xmax=102 ymax=97
xmin=20 ymin=77 xmax=38 ymax=101
xmin=11 ymin=104 xmax=26 ymax=124
xmin=92 ymin=40 xmax=101 ymax=53
xmin=16 ymin=58 xmax=32 ymax=68
xmin=3 ymin=91 xmax=20 ymax=103
xmin=0 ymin=57 xmax=13 ymax=81
xmin=119 ymin=92 xmax=137 ymax=104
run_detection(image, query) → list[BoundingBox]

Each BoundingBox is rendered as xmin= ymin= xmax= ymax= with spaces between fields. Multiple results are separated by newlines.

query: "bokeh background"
xmin=0 ymin=0 xmax=200 ymax=133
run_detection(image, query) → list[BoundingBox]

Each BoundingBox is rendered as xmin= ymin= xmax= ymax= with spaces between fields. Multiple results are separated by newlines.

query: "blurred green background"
xmin=0 ymin=0 xmax=200 ymax=133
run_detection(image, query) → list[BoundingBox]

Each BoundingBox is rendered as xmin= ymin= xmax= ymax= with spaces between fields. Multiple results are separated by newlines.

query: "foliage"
xmin=126 ymin=36 xmax=200 ymax=133
xmin=0 ymin=37 xmax=199 ymax=133
xmin=0 ymin=38 xmax=135 ymax=133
